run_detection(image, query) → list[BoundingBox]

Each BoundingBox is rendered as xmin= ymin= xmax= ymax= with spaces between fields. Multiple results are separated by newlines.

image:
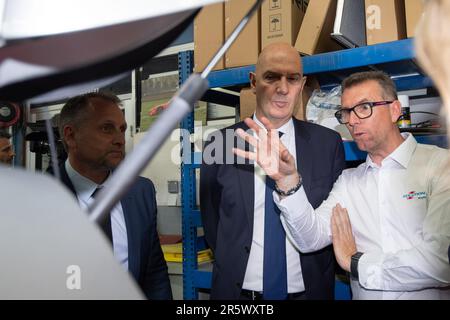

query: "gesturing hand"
xmin=232 ymin=117 xmax=300 ymax=192
xmin=331 ymin=204 xmax=357 ymax=272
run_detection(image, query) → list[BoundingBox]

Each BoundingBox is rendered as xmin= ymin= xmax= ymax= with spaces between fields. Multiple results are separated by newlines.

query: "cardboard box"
xmin=405 ymin=0 xmax=424 ymax=38
xmin=261 ymin=0 xmax=308 ymax=48
xmin=365 ymin=0 xmax=406 ymax=45
xmin=194 ymin=3 xmax=224 ymax=72
xmin=295 ymin=0 xmax=343 ymax=55
xmin=225 ymin=0 xmax=261 ymax=68
xmin=239 ymin=77 xmax=319 ymax=121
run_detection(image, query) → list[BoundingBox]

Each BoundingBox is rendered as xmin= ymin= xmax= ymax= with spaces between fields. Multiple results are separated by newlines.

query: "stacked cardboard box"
xmin=365 ymin=0 xmax=406 ymax=45
xmin=225 ymin=0 xmax=261 ymax=68
xmin=194 ymin=0 xmax=414 ymax=73
xmin=405 ymin=0 xmax=425 ymax=38
xmin=295 ymin=0 xmax=343 ymax=55
xmin=261 ymin=0 xmax=308 ymax=48
xmin=193 ymin=3 xmax=224 ymax=72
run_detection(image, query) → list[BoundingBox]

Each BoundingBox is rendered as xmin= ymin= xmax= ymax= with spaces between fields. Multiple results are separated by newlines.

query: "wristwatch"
xmin=350 ymin=252 xmax=364 ymax=280
xmin=274 ymin=175 xmax=303 ymax=197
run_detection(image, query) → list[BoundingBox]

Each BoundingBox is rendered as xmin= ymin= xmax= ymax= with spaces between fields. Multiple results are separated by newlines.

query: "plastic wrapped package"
xmin=306 ymin=85 xmax=353 ymax=140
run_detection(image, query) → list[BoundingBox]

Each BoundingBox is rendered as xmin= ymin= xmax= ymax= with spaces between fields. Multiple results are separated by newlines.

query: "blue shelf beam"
xmin=193 ymin=271 xmax=212 ymax=289
xmin=207 ymin=65 xmax=254 ymax=88
xmin=343 ymin=141 xmax=368 ymax=162
xmin=205 ymin=38 xmax=433 ymax=93
xmin=186 ymin=152 xmax=202 ymax=168
xmin=179 ymin=50 xmax=199 ymax=300
xmin=415 ymin=135 xmax=448 ymax=148
xmin=303 ymin=39 xmax=415 ymax=74
xmin=190 ymin=210 xmax=203 ymax=228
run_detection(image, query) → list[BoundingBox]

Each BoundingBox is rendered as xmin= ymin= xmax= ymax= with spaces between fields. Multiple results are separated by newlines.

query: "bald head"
xmin=256 ymin=42 xmax=303 ymax=76
xmin=250 ymin=42 xmax=306 ymax=128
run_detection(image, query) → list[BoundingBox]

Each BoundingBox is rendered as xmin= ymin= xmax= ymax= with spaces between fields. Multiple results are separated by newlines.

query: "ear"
xmin=297 ymin=75 xmax=307 ymax=99
xmin=300 ymin=76 xmax=307 ymax=92
xmin=390 ymin=100 xmax=402 ymax=123
xmin=249 ymin=72 xmax=257 ymax=94
xmin=63 ymin=125 xmax=76 ymax=149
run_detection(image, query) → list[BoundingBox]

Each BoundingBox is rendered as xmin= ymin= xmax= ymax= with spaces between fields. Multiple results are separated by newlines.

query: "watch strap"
xmin=351 ymin=252 xmax=364 ymax=280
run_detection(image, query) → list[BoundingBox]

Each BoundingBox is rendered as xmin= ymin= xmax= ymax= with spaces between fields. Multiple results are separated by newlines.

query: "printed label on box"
xmin=269 ymin=14 xmax=282 ymax=32
xmin=270 ymin=0 xmax=281 ymax=10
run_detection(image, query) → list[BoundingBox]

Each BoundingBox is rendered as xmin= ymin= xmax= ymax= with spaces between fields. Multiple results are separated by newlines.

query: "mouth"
xmin=353 ymin=132 xmax=366 ymax=139
xmin=272 ymin=101 xmax=289 ymax=108
xmin=109 ymin=151 xmax=124 ymax=157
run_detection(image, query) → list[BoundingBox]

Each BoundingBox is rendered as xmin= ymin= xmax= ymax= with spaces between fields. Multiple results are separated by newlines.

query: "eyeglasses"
xmin=335 ymin=101 xmax=394 ymax=124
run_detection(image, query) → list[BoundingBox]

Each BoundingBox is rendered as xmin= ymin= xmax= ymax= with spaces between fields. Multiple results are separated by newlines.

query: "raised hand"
xmin=331 ymin=204 xmax=357 ymax=272
xmin=232 ymin=117 xmax=299 ymax=192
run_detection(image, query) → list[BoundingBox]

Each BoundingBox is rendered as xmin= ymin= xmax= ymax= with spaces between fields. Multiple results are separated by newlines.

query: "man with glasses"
xmin=0 ymin=131 xmax=15 ymax=165
xmin=234 ymin=71 xmax=450 ymax=299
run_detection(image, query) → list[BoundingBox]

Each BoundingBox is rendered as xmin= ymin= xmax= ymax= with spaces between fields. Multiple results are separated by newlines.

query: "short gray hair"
xmin=342 ymin=71 xmax=398 ymax=101
xmin=58 ymin=92 xmax=121 ymax=150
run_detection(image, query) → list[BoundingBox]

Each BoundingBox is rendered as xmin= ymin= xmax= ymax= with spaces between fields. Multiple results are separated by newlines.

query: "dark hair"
xmin=0 ymin=131 xmax=11 ymax=139
xmin=58 ymin=92 xmax=121 ymax=150
xmin=342 ymin=71 xmax=398 ymax=101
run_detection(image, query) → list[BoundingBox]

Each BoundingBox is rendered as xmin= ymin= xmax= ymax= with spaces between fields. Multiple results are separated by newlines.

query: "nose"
xmin=113 ymin=130 xmax=126 ymax=146
xmin=276 ymin=77 xmax=289 ymax=95
xmin=347 ymin=109 xmax=360 ymax=127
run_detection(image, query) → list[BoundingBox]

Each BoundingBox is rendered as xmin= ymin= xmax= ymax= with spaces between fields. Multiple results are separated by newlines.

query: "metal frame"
xmin=179 ymin=50 xmax=198 ymax=300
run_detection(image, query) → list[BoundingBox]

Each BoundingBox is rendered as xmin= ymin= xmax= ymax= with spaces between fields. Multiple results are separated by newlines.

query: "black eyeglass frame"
xmin=335 ymin=100 xmax=394 ymax=124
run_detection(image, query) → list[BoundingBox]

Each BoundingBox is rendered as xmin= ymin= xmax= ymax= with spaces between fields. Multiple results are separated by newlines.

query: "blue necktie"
xmin=263 ymin=131 xmax=287 ymax=300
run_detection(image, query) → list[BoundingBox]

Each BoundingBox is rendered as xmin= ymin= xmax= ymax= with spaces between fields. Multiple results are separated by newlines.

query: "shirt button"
xmin=244 ymin=246 xmax=250 ymax=253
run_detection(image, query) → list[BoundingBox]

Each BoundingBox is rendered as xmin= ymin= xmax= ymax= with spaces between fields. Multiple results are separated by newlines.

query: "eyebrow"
xmin=263 ymin=71 xmax=301 ymax=77
xmin=342 ymin=98 xmax=370 ymax=108
xmin=101 ymin=120 xmax=128 ymax=130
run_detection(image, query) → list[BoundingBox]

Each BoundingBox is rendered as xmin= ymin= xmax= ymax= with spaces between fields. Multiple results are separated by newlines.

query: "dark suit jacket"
xmin=200 ymin=118 xmax=345 ymax=300
xmin=59 ymin=165 xmax=172 ymax=300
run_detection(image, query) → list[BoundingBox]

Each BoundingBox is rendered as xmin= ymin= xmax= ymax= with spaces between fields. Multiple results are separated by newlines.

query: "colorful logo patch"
xmin=403 ymin=191 xmax=427 ymax=200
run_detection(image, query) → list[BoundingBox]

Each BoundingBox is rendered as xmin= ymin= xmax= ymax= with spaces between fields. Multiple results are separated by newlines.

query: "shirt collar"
xmin=65 ymin=159 xmax=107 ymax=202
xmin=252 ymin=113 xmax=293 ymax=137
xmin=364 ymin=132 xmax=417 ymax=172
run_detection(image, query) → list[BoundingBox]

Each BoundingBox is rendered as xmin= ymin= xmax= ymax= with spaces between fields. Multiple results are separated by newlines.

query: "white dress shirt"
xmin=276 ymin=133 xmax=450 ymax=299
xmin=243 ymin=115 xmax=305 ymax=293
xmin=65 ymin=160 xmax=129 ymax=270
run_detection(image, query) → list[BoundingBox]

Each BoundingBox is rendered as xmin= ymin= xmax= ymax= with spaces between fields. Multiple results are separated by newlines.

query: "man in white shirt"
xmin=234 ymin=71 xmax=450 ymax=299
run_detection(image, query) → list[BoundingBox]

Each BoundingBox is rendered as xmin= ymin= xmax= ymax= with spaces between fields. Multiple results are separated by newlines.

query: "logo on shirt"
xmin=403 ymin=191 xmax=427 ymax=200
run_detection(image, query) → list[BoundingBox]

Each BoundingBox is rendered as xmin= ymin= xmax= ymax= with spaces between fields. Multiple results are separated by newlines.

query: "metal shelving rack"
xmin=179 ymin=38 xmax=448 ymax=300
